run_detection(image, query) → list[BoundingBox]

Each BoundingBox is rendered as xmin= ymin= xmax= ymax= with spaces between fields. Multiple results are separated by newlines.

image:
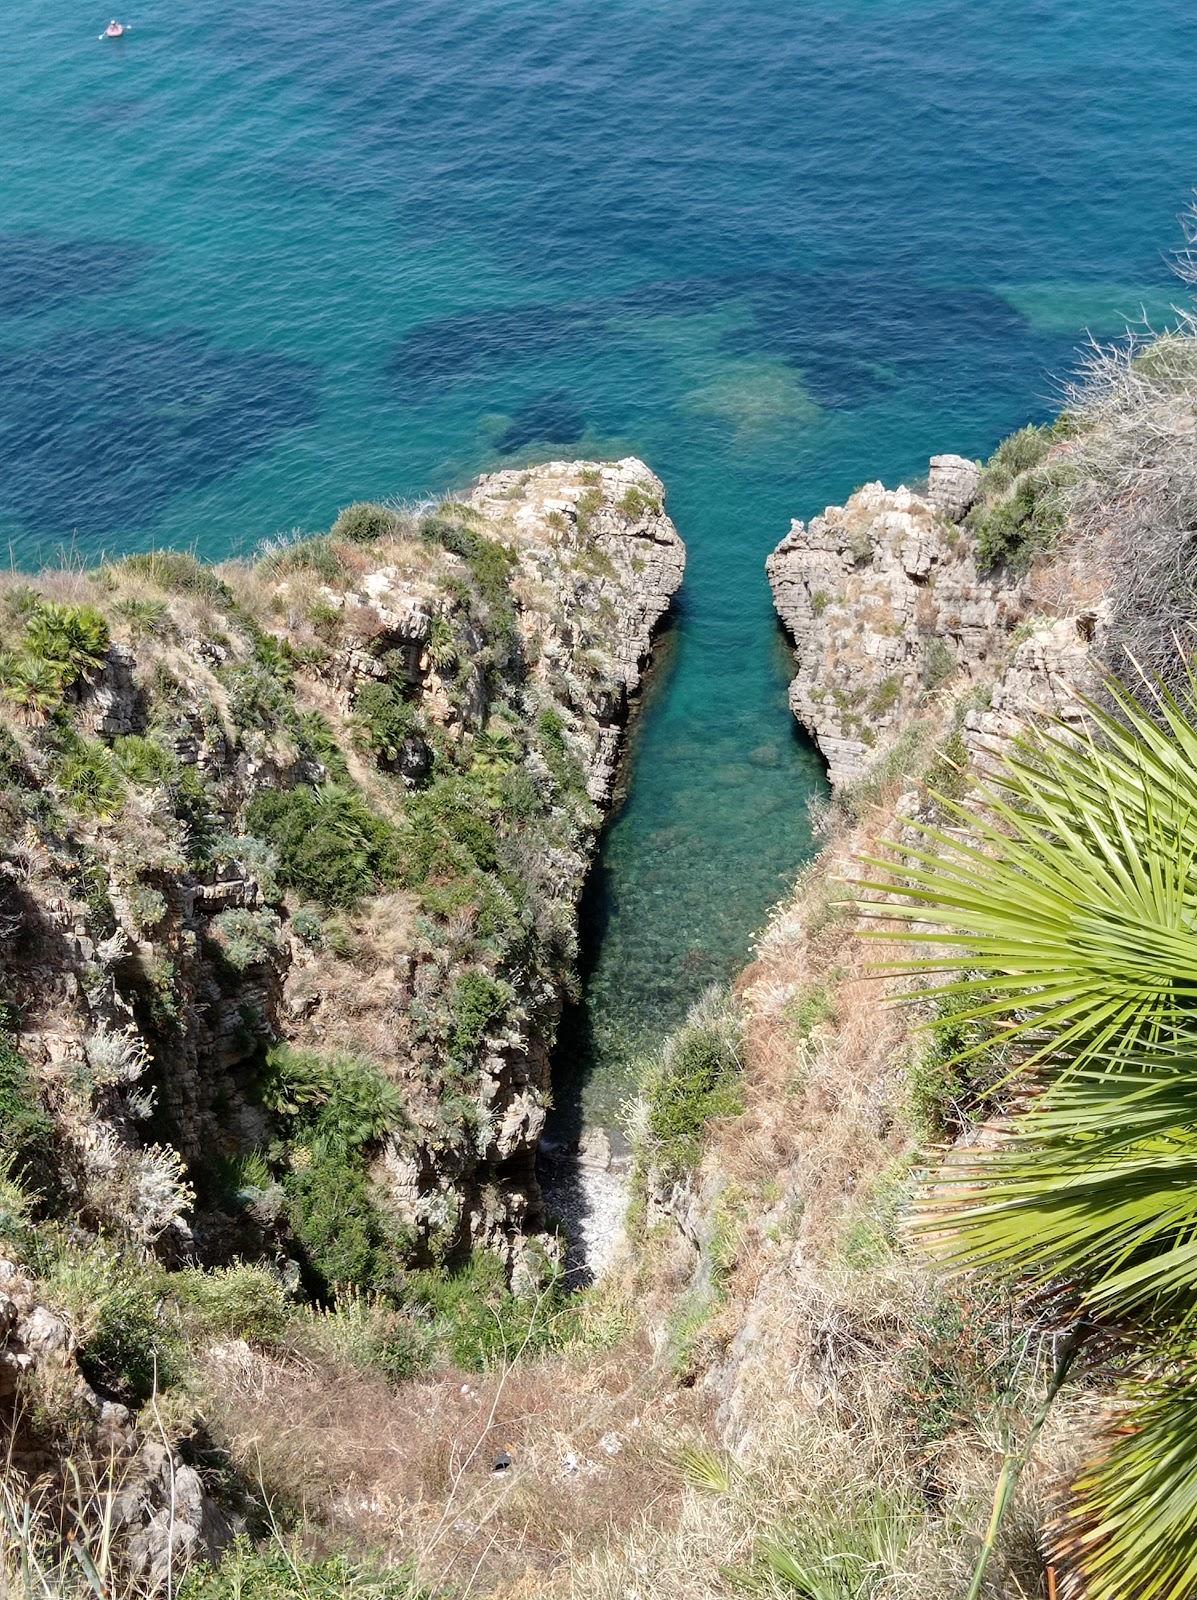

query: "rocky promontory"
xmin=766 ymin=455 xmax=1027 ymax=785
xmin=0 ymin=458 xmax=682 ymax=1574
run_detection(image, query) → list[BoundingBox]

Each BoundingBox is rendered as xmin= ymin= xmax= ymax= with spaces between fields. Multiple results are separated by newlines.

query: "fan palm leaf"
xmin=862 ymin=673 xmax=1197 ymax=1597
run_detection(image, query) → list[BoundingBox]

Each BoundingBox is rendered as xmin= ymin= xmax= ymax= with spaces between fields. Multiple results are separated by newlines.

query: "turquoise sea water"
xmin=5 ymin=0 xmax=1197 ymax=1126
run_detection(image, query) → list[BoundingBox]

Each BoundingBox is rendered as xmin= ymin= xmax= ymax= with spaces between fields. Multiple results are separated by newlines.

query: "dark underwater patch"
xmin=387 ymin=270 xmax=1031 ymax=413
xmin=728 ymin=272 xmax=1032 ymax=408
xmin=388 ymin=302 xmax=610 ymax=388
xmin=0 ymin=235 xmax=157 ymax=318
xmin=0 ymin=328 xmax=318 ymax=544
xmin=493 ymin=390 xmax=586 ymax=454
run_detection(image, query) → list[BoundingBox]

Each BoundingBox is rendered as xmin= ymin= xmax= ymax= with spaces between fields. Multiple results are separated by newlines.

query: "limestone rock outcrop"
xmin=964 ymin=609 xmax=1106 ymax=769
xmin=766 ymin=464 xmax=1024 ymax=786
xmin=468 ymin=458 xmax=685 ymax=804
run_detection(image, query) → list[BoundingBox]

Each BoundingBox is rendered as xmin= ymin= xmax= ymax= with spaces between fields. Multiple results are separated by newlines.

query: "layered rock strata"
xmin=766 ymin=456 xmax=1024 ymax=785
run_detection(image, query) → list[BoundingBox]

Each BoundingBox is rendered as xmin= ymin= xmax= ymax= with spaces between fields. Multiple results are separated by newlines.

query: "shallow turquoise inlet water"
xmin=4 ymin=0 xmax=1196 ymax=1123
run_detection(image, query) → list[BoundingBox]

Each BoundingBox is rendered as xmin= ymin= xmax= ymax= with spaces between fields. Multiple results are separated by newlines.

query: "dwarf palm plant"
xmin=862 ymin=673 xmax=1197 ymax=1599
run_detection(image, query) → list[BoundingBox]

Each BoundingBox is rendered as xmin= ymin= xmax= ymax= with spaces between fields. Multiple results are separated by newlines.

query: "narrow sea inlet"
xmin=2 ymin=0 xmax=1190 ymax=1135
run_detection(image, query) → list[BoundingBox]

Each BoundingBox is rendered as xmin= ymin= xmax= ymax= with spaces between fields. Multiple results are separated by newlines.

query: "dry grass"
xmin=197 ymin=1323 xmax=701 ymax=1598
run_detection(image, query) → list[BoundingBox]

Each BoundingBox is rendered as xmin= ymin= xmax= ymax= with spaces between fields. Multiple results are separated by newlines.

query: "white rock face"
xmin=467 ymin=457 xmax=686 ymax=803
xmin=766 ymin=465 xmax=1024 ymax=786
xmin=926 ymin=454 xmax=982 ymax=521
xmin=964 ymin=610 xmax=1107 ymax=768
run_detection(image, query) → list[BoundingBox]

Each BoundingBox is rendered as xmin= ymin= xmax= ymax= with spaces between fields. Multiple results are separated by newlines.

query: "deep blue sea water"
xmin=5 ymin=0 xmax=1196 ymax=1124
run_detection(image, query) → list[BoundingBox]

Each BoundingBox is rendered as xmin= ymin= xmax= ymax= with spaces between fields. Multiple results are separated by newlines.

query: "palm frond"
xmin=858 ymin=685 xmax=1197 ymax=1075
xmin=1052 ymin=1379 xmax=1197 ymax=1600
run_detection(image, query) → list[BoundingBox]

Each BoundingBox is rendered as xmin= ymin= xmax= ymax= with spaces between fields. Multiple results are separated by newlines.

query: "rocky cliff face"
xmin=766 ymin=456 xmax=1026 ymax=785
xmin=766 ymin=452 xmax=1112 ymax=787
xmin=0 ymin=458 xmax=682 ymax=1287
xmin=0 ymin=457 xmax=683 ymax=1584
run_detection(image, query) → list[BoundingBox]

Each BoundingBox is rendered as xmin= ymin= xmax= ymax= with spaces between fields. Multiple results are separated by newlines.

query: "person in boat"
xmin=104 ymin=19 xmax=125 ymax=36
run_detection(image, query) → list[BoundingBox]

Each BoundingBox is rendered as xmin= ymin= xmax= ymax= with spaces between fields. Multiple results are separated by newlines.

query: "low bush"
xmin=115 ymin=549 xmax=234 ymax=606
xmin=212 ymin=907 xmax=282 ymax=972
xmin=905 ymin=987 xmax=1004 ymax=1144
xmin=330 ymin=502 xmax=406 ymax=544
xmin=296 ymin=1286 xmax=432 ymax=1383
xmin=259 ymin=532 xmax=349 ymax=582
xmin=219 ymin=661 xmax=296 ymax=734
xmin=641 ymin=987 xmax=744 ymax=1179
xmin=246 ymin=784 xmax=405 ymax=909
xmin=24 ymin=601 xmax=110 ymax=682
xmin=174 ymin=1264 xmax=291 ymax=1347
xmin=111 ymin=732 xmax=178 ymax=786
xmin=352 ymin=681 xmax=422 ymax=767
xmin=261 ymin=1045 xmax=406 ymax=1294
xmin=404 ymin=1252 xmax=568 ymax=1370
xmin=618 ymin=483 xmax=662 ymax=518
xmin=449 ymin=970 xmax=511 ymax=1058
xmin=41 ymin=1242 xmax=185 ymax=1403
xmin=0 ymin=1037 xmax=56 ymax=1195
xmin=977 ymin=422 xmax=1055 ymax=496
xmin=972 ymin=464 xmax=1072 ymax=571
xmin=179 ymin=1538 xmax=428 ymax=1600
xmin=402 ymin=774 xmax=500 ymax=884
xmin=52 ymin=736 xmax=126 ymax=820
xmin=112 ymin=594 xmax=173 ymax=640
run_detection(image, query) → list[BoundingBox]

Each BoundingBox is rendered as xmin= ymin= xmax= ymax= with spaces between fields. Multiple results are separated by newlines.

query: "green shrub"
xmin=180 ymin=1538 xmax=428 ymax=1600
xmin=330 ymin=502 xmax=406 ymax=544
xmin=575 ymin=488 xmax=602 ymax=535
xmin=262 ymin=1045 xmax=406 ymax=1293
xmin=53 ymin=736 xmax=126 ymax=819
xmin=126 ymin=882 xmax=167 ymax=932
xmin=212 ymin=907 xmax=281 ymax=972
xmin=969 ymin=421 xmax=1074 ymax=572
xmin=297 ymin=1287 xmax=432 ymax=1383
xmin=250 ymin=628 xmax=302 ymax=683
xmin=0 ymin=1037 xmax=56 ymax=1193
xmin=402 ymin=774 xmax=500 ymax=885
xmin=618 ymin=484 xmax=661 ymax=519
xmin=978 ymin=423 xmax=1054 ymax=496
xmin=352 ymin=681 xmax=421 ymax=766
xmin=285 ymin=1158 xmax=388 ymax=1293
xmin=259 ymin=533 xmax=349 ymax=583
xmin=642 ymin=988 xmax=744 ymax=1178
xmin=174 ymin=1264 xmax=290 ymax=1347
xmin=867 ymin=674 xmax=902 ymax=717
xmin=42 ymin=1243 xmax=185 ymax=1402
xmin=419 ymin=516 xmax=519 ymax=655
xmin=0 ymin=653 xmax=68 ymax=721
xmin=905 ymin=987 xmax=1004 ymax=1144
xmin=296 ymin=709 xmax=352 ymax=782
xmin=112 ymin=733 xmax=178 ymax=786
xmin=450 ymin=971 xmax=511 ymax=1057
xmin=535 ymin=706 xmax=588 ymax=801
xmin=921 ymin=638 xmax=956 ymax=693
xmin=291 ymin=906 xmax=325 ymax=946
xmin=115 ymin=550 xmax=234 ymax=606
xmin=219 ymin=661 xmax=296 ymax=733
xmin=245 ymin=784 xmax=404 ymax=909
xmin=972 ymin=465 xmax=1071 ymax=571
xmin=261 ymin=1045 xmax=405 ymax=1152
xmin=404 ymin=1253 xmax=568 ymax=1370
xmin=23 ymin=601 xmax=110 ymax=683
xmin=113 ymin=594 xmax=173 ymax=641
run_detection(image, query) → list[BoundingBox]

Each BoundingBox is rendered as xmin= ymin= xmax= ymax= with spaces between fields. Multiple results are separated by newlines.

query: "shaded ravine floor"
xmin=540 ymin=601 xmax=828 ymax=1277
